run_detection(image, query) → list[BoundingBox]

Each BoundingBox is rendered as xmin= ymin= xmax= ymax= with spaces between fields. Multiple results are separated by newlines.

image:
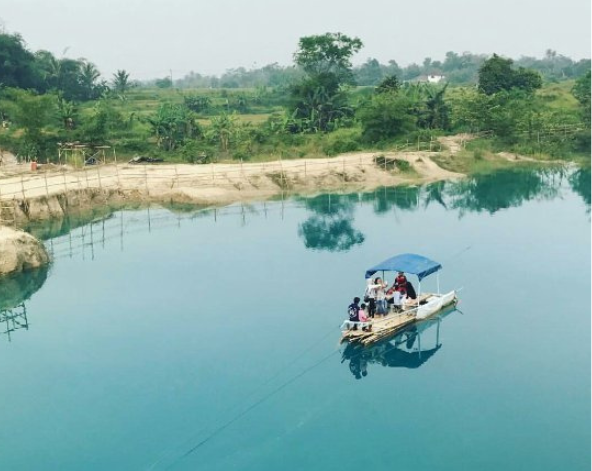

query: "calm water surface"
xmin=1 ymin=167 xmax=590 ymax=471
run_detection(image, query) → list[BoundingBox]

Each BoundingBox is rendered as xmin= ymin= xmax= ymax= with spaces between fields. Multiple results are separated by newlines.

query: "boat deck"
xmin=341 ymin=293 xmax=454 ymax=346
xmin=341 ymin=312 xmax=416 ymax=345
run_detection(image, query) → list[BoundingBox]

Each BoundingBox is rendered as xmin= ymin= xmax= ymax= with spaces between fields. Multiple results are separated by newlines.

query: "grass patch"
xmin=373 ymin=154 xmax=413 ymax=172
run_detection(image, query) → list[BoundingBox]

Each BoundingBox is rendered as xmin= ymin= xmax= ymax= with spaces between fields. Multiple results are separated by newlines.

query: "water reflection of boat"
xmin=341 ymin=253 xmax=457 ymax=345
xmin=341 ymin=305 xmax=457 ymax=379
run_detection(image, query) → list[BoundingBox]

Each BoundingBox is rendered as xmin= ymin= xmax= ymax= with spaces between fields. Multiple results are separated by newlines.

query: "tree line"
xmin=0 ymin=31 xmax=590 ymax=164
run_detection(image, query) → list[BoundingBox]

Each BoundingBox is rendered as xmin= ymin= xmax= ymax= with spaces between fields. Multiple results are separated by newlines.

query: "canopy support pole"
xmin=437 ymin=273 xmax=440 ymax=295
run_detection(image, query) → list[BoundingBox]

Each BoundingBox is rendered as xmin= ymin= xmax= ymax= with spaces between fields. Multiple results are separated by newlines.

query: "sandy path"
xmin=0 ymin=151 xmax=463 ymax=205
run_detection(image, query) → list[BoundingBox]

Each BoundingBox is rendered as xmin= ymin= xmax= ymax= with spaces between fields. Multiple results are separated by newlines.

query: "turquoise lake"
xmin=1 ymin=166 xmax=590 ymax=471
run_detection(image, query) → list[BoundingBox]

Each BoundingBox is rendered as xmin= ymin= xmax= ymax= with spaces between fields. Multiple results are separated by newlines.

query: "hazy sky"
xmin=1 ymin=0 xmax=590 ymax=80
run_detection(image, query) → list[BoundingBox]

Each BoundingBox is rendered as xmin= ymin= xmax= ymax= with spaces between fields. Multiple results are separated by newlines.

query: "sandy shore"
xmin=0 ymin=143 xmax=466 ymax=226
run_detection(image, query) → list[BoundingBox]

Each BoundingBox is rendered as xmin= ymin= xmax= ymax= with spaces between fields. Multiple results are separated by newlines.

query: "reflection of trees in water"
xmin=361 ymin=185 xmax=421 ymax=213
xmin=297 ymin=166 xmax=582 ymax=252
xmin=297 ymin=194 xmax=365 ymax=251
xmin=446 ymin=167 xmax=564 ymax=216
xmin=568 ymin=167 xmax=591 ymax=212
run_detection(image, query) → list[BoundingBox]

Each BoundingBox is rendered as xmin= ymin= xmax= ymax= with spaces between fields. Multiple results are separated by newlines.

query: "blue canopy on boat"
xmin=365 ymin=253 xmax=442 ymax=281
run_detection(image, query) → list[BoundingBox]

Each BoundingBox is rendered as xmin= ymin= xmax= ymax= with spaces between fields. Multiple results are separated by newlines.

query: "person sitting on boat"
xmin=394 ymin=272 xmax=408 ymax=295
xmin=364 ymin=278 xmax=377 ymax=318
xmin=347 ymin=297 xmax=361 ymax=327
xmin=359 ymin=303 xmax=369 ymax=322
xmin=405 ymin=280 xmax=417 ymax=300
xmin=391 ymin=287 xmax=406 ymax=312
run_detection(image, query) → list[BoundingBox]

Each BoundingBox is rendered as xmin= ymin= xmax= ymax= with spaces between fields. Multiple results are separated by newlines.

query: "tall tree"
xmin=572 ymin=71 xmax=591 ymax=127
xmin=291 ymin=32 xmax=362 ymax=132
xmin=478 ymin=54 xmax=542 ymax=95
xmin=112 ymin=69 xmax=131 ymax=96
xmin=294 ymin=33 xmax=362 ymax=81
xmin=79 ymin=61 xmax=102 ymax=100
xmin=0 ymin=33 xmax=41 ymax=89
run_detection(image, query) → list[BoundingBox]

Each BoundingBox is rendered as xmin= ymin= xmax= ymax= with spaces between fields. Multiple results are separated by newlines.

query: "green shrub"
xmin=322 ymin=128 xmax=362 ymax=156
xmin=114 ymin=138 xmax=152 ymax=154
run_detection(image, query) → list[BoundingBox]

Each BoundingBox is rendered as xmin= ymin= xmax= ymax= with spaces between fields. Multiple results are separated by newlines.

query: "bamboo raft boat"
xmin=341 ymin=253 xmax=458 ymax=346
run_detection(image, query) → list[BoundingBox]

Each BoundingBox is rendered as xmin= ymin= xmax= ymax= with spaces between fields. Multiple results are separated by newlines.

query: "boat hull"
xmin=413 ymin=290 xmax=457 ymax=319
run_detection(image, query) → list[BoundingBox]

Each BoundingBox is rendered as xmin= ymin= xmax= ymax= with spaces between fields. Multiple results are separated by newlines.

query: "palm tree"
xmin=112 ymin=69 xmax=131 ymax=97
xmin=79 ymin=61 xmax=101 ymax=99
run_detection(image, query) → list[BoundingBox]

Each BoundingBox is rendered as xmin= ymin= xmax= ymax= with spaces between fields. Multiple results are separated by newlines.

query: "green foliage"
xmin=183 ymin=94 xmax=212 ymax=113
xmin=478 ymin=54 xmax=542 ymax=95
xmin=1 ymin=27 xmax=589 ymax=164
xmin=145 ymin=102 xmax=199 ymax=151
xmin=290 ymin=33 xmax=362 ymax=132
xmin=357 ymin=92 xmax=416 ymax=143
xmin=321 ymin=128 xmax=362 ymax=155
xmin=56 ymin=95 xmax=77 ymax=130
xmin=0 ymin=88 xmax=56 ymax=159
xmin=572 ymin=71 xmax=591 ymax=126
xmin=294 ymin=33 xmax=363 ymax=82
xmin=207 ymin=112 xmax=237 ymax=152
xmin=155 ymin=77 xmax=172 ymax=89
xmin=289 ymin=76 xmax=353 ymax=132
xmin=375 ymin=75 xmax=401 ymax=94
xmin=354 ymin=58 xmax=385 ymax=86
xmin=115 ymin=137 xmax=152 ymax=155
xmin=374 ymin=155 xmax=412 ymax=171
xmin=0 ymin=33 xmax=41 ymax=90
xmin=179 ymin=140 xmax=208 ymax=163
xmin=79 ymin=98 xmax=124 ymax=144
xmin=112 ymin=70 xmax=132 ymax=97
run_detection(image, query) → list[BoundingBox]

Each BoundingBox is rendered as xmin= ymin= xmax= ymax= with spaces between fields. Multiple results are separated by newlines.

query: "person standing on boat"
xmin=373 ymin=277 xmax=389 ymax=316
xmin=364 ymin=278 xmax=377 ymax=318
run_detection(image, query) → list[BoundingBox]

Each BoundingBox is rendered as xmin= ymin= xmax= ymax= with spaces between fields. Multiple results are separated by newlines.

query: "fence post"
xmin=115 ymin=160 xmax=121 ymax=189
xmin=12 ymin=198 xmax=17 ymax=228
xmin=173 ymin=164 xmax=179 ymax=189
xmin=20 ymin=175 xmax=26 ymax=200
xmin=144 ymin=165 xmax=149 ymax=197
xmin=97 ymin=166 xmax=103 ymax=193
xmin=44 ymin=171 xmax=50 ymax=199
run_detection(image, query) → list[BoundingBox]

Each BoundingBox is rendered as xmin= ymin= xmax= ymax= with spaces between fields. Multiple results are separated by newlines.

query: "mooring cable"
xmin=164 ymin=348 xmax=340 ymax=470
xmin=146 ymin=323 xmax=341 ymax=470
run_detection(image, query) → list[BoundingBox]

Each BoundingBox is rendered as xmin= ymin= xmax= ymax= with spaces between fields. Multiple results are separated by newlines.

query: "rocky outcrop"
xmin=0 ymin=226 xmax=50 ymax=276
